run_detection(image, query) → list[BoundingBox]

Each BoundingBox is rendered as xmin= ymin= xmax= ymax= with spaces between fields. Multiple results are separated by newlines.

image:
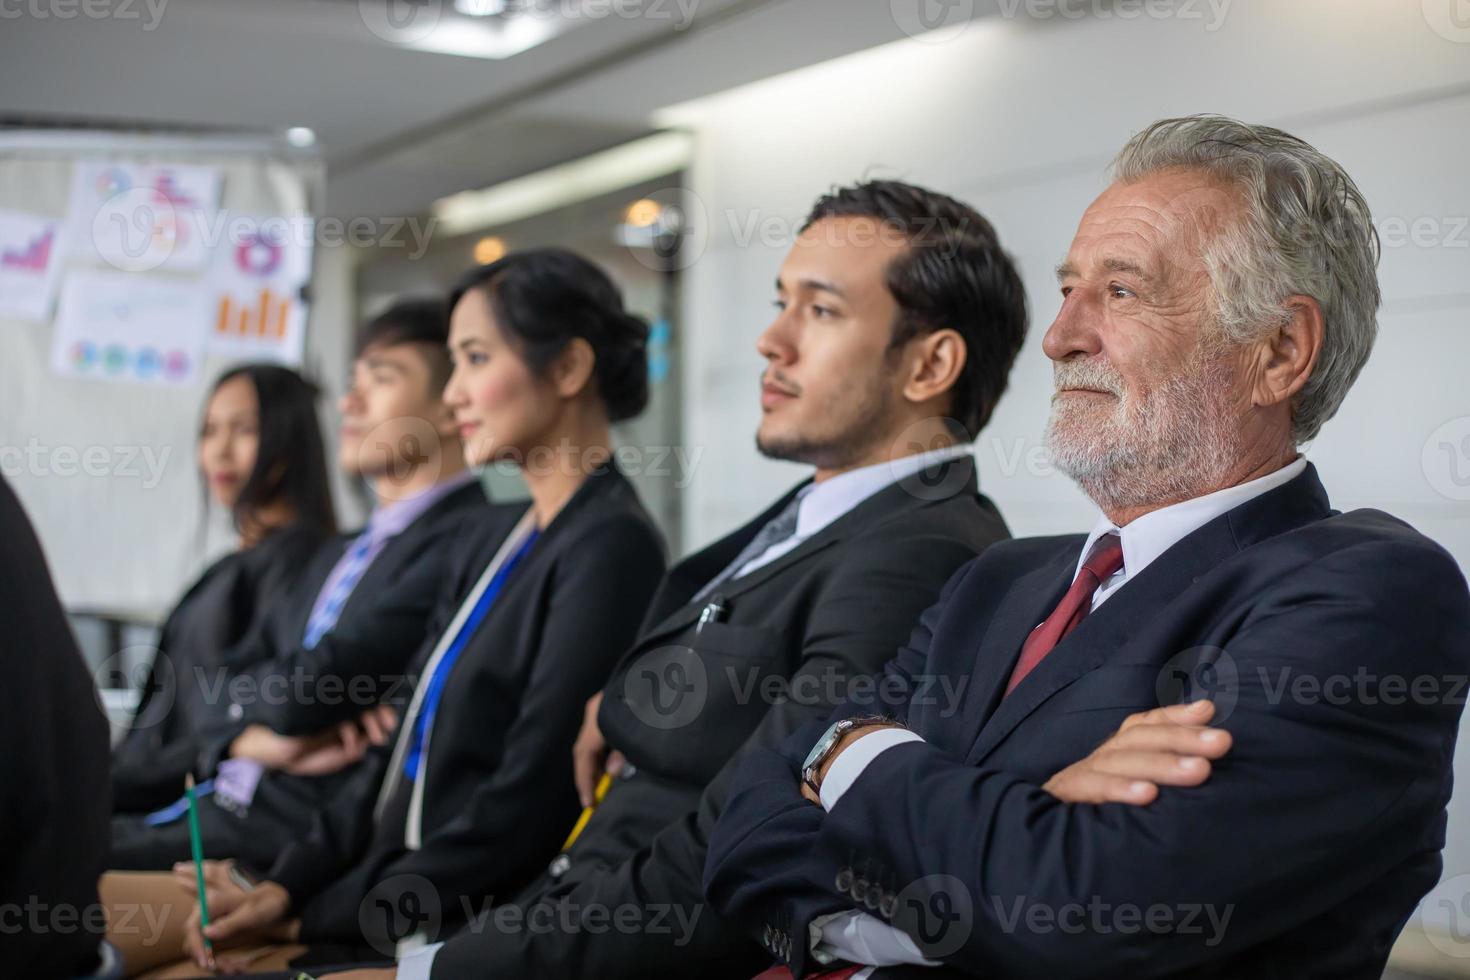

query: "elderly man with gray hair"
xmin=705 ymin=114 xmax=1470 ymax=978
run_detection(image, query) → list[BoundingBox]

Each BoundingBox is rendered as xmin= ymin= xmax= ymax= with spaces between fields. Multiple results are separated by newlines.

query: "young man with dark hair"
xmin=315 ymin=179 xmax=1028 ymax=980
xmin=109 ymin=297 xmax=495 ymax=871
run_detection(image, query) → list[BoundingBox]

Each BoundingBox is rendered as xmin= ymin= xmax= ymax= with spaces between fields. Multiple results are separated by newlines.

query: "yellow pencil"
xmin=561 ymin=772 xmax=613 ymax=852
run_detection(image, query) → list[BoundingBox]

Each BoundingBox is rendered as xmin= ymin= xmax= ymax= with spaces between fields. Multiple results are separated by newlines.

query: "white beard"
xmin=1045 ymin=350 xmax=1243 ymax=514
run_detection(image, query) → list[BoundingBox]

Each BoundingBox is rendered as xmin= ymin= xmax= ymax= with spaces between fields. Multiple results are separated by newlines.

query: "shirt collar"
xmin=366 ymin=469 xmax=478 ymax=544
xmin=1074 ymin=455 xmax=1308 ymax=584
xmin=794 ymin=443 xmax=974 ymax=540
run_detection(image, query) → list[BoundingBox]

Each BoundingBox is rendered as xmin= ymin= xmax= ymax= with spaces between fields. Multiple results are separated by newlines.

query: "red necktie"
xmin=752 ymin=967 xmax=862 ymax=980
xmin=1004 ymin=533 xmax=1124 ymax=696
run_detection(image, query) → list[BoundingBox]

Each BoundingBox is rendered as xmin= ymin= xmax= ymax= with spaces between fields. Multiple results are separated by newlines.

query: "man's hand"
xmin=359 ymin=703 xmax=398 ymax=746
xmin=228 ymin=725 xmax=334 ymax=770
xmin=285 ymin=705 xmax=397 ymax=776
xmin=799 ymin=722 xmax=906 ymax=804
xmin=182 ymin=879 xmax=297 ymax=969
xmin=572 ymin=691 xmax=624 ymax=807
xmin=1043 ymin=700 xmax=1232 ymax=805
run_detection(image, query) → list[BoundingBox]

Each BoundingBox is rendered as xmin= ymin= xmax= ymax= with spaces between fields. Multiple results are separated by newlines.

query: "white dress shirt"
xmin=398 ymin=443 xmax=979 ymax=980
xmin=733 ymin=442 xmax=976 ymax=581
xmin=811 ymin=456 xmax=1308 ymax=973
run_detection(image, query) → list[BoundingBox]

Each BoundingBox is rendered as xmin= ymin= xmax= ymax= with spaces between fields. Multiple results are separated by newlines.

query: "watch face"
xmin=803 ymin=720 xmax=846 ymax=771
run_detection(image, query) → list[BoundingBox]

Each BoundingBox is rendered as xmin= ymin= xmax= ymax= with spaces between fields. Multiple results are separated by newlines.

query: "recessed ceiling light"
xmin=474 ymin=236 xmax=507 ymax=264
xmin=624 ymin=199 xmax=662 ymax=228
xmin=454 ymin=0 xmax=508 ymax=15
xmin=286 ymin=127 xmax=316 ymax=148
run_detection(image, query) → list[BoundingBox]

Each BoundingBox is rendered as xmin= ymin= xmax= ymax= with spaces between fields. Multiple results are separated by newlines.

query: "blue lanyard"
xmin=403 ymin=528 xmax=540 ymax=780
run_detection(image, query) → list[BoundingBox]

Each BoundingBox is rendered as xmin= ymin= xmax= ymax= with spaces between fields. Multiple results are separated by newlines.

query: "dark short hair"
xmin=448 ymin=248 xmax=650 ymax=423
xmin=802 ymin=180 xmax=1028 ymax=438
xmin=357 ymin=297 xmax=452 ymax=393
xmin=206 ymin=363 xmax=337 ymax=537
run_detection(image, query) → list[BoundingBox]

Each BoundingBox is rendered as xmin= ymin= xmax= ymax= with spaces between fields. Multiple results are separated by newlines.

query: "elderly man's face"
xmin=1043 ymin=167 xmax=1252 ymax=514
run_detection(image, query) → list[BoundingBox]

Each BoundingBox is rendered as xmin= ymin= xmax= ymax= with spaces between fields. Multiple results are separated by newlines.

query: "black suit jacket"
xmin=0 ymin=477 xmax=111 ymax=977
xmin=705 ymin=463 xmax=1470 ymax=979
xmin=266 ymin=464 xmax=667 ymax=945
xmin=111 ymin=519 xmax=327 ymax=813
xmin=430 ymin=454 xmax=1011 ymax=979
xmin=234 ymin=478 xmax=493 ymax=737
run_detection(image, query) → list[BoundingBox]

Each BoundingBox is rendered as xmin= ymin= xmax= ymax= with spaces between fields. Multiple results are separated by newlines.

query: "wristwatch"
xmin=801 ymin=715 xmax=895 ymax=797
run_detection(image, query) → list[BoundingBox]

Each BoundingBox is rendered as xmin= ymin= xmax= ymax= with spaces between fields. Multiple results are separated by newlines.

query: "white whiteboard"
xmin=0 ymin=130 xmax=325 ymax=620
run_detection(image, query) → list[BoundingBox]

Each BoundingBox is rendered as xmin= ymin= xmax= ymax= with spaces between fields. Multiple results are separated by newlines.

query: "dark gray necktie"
xmin=691 ymin=494 xmax=804 ymax=603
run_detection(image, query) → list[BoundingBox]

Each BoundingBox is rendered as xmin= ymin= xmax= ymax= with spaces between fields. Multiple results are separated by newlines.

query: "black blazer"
xmin=266 ymin=463 xmax=667 ymax=945
xmin=111 ymin=519 xmax=328 ymax=813
xmin=234 ymin=478 xmax=494 ymax=737
xmin=0 ymin=477 xmax=111 ymax=977
xmin=429 ymin=454 xmax=1011 ymax=979
xmin=705 ymin=463 xmax=1470 ymax=979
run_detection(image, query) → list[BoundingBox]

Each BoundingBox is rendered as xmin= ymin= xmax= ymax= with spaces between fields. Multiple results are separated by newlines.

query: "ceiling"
xmin=0 ymin=0 xmax=999 ymax=219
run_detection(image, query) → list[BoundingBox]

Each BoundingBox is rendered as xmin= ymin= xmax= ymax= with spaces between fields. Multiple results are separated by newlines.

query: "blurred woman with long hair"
xmin=111 ymin=363 xmax=337 ymax=814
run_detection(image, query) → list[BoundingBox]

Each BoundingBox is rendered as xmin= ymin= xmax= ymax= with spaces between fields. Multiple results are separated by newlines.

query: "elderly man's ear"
xmin=1249 ymin=295 xmax=1325 ymax=413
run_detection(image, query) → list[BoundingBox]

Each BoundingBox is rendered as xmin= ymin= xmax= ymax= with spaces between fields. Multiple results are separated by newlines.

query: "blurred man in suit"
xmin=706 ymin=115 xmax=1470 ymax=979
xmin=110 ymin=298 xmax=491 ymax=871
xmin=319 ymin=179 xmax=1029 ymax=979
xmin=0 ymin=475 xmax=111 ymax=977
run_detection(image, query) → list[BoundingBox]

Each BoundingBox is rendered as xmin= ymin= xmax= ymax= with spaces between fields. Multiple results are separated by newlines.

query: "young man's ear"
xmin=902 ymin=327 xmax=967 ymax=408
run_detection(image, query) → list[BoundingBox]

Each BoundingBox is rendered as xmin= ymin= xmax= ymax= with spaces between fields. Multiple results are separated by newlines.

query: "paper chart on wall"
xmin=51 ymin=270 xmax=209 ymax=386
xmin=0 ymin=209 xmax=68 ymax=321
xmin=66 ymin=161 xmax=222 ymax=273
xmin=205 ymin=213 xmax=312 ymax=365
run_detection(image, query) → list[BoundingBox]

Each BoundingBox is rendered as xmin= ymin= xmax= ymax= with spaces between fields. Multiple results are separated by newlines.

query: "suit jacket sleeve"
xmin=111 ymin=559 xmax=297 ymax=810
xmin=708 ymin=538 xmax=1470 ymax=978
xmin=430 ymin=527 xmax=986 ymax=980
xmin=334 ymin=515 xmax=667 ymax=938
xmin=703 ymin=557 xmax=974 ymax=974
xmin=242 ymin=505 xmax=505 ymax=734
xmin=238 ymin=534 xmax=469 ymax=737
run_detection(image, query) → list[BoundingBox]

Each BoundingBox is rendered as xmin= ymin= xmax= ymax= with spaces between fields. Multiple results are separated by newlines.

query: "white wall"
xmin=664 ymin=0 xmax=1470 ymax=931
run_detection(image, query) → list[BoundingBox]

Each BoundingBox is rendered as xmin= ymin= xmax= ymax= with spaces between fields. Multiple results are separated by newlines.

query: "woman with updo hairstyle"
xmin=111 ymin=250 xmax=667 ymax=977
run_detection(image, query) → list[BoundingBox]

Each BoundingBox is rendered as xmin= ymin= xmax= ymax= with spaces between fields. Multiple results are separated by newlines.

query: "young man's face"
xmin=338 ymin=341 xmax=451 ymax=486
xmin=754 ymin=215 xmax=913 ymax=472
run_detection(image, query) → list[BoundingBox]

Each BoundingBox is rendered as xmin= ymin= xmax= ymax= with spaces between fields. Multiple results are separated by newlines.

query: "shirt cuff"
xmin=396 ymin=941 xmax=442 ymax=980
xmin=819 ymin=728 xmax=924 ymax=811
xmin=814 ymin=909 xmax=939 ymax=967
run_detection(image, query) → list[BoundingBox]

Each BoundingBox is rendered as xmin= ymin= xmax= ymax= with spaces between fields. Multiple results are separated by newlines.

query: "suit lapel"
xmin=636 ymin=482 xmax=811 ymax=644
xmin=636 ymin=532 xmax=840 ymax=648
xmin=964 ymin=462 xmax=1334 ymax=766
xmin=637 ymin=455 xmax=981 ymax=648
xmin=951 ymin=551 xmax=1074 ymax=757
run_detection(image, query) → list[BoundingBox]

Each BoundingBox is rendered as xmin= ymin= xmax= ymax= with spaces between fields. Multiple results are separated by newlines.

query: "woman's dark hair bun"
xmin=596 ymin=308 xmax=650 ymax=422
xmin=449 ymin=248 xmax=651 ymax=423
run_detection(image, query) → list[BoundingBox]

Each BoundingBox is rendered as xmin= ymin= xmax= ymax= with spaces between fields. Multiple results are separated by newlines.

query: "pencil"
xmin=561 ymin=772 xmax=613 ymax=852
xmin=184 ymin=774 xmax=215 ymax=969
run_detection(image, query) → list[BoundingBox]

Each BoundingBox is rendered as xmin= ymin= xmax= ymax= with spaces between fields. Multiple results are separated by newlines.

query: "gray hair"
xmin=1111 ymin=114 xmax=1380 ymax=443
